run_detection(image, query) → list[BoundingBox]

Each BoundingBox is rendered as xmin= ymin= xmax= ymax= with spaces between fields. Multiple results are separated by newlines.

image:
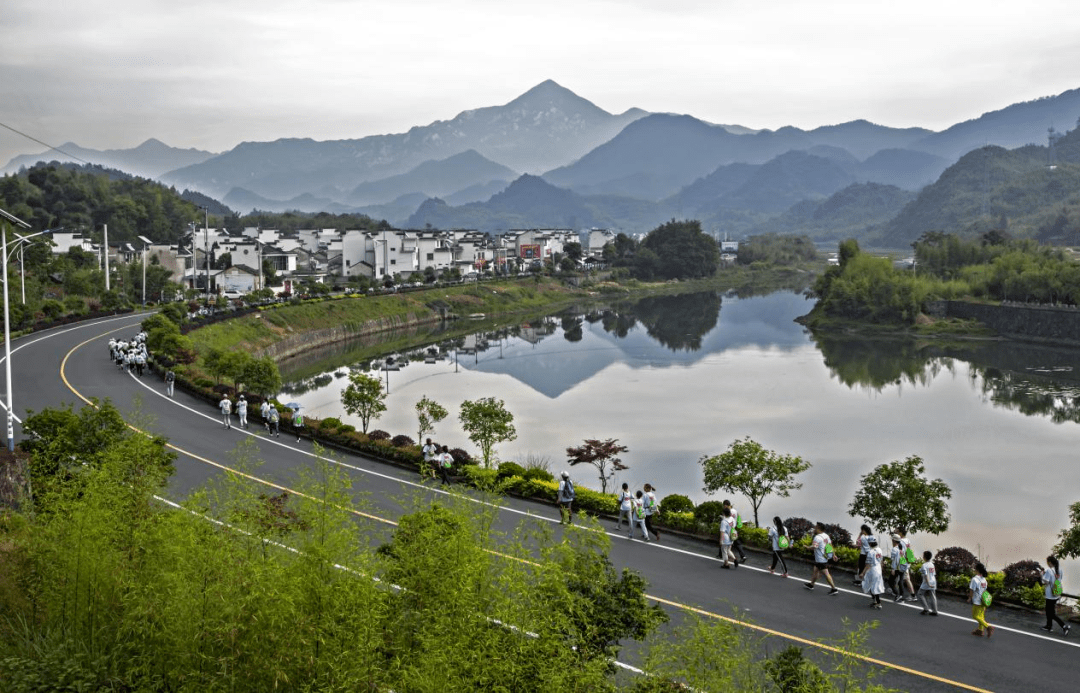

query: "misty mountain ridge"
xmin=2 ymin=138 xmax=216 ymax=179
xmin=346 ymin=149 xmax=517 ymax=206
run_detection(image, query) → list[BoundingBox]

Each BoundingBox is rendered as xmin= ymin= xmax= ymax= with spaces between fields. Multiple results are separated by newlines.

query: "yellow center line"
xmin=58 ymin=321 xmax=992 ymax=693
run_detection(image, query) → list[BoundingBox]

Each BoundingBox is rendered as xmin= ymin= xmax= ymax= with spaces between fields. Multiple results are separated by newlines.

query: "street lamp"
xmin=137 ymin=235 xmax=152 ymax=306
xmin=0 ymin=207 xmax=32 ymax=452
xmin=12 ymin=228 xmax=56 ymax=304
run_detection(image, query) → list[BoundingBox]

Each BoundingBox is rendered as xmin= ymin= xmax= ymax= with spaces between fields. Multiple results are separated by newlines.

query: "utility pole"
xmin=201 ymin=206 xmax=210 ymax=304
xmin=103 ymin=223 xmax=110 ymax=291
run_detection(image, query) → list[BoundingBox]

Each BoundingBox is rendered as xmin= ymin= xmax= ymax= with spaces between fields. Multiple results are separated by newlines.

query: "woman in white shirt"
xmin=918 ymin=550 xmax=938 ymax=616
xmin=1040 ymin=555 xmax=1070 ymax=635
xmin=854 ymin=524 xmax=873 ymax=584
xmin=859 ymin=536 xmax=885 ymax=609
xmin=968 ymin=562 xmax=993 ymax=638
xmin=616 ymin=483 xmax=633 ymax=530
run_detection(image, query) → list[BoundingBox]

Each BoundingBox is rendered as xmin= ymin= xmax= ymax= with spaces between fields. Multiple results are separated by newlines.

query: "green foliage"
xmin=1054 ymin=501 xmax=1080 ymax=559
xmin=340 ymin=372 xmax=386 ymax=433
xmin=495 ymin=461 xmax=526 ymax=480
xmin=414 ymin=395 xmax=448 ymax=443
xmin=848 ymin=455 xmax=952 ymax=535
xmin=241 ymin=357 xmax=281 ymax=398
xmin=458 ymin=397 xmax=516 ymax=468
xmin=636 ymin=219 xmax=720 ymax=280
xmin=700 ymin=437 xmax=811 ymax=527
xmin=659 ymin=494 xmax=694 ymax=514
xmin=736 ymin=234 xmax=820 ymax=267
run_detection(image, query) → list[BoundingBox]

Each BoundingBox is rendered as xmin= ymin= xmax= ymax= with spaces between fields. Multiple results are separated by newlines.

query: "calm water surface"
xmin=279 ymin=291 xmax=1080 ymax=573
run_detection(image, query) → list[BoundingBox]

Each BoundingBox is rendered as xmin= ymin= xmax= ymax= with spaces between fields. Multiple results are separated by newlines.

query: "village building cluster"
xmin=46 ymin=226 xmax=622 ymax=296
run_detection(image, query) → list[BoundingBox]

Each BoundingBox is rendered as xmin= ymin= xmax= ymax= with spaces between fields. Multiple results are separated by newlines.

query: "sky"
xmin=3 ymin=0 xmax=1080 ymax=166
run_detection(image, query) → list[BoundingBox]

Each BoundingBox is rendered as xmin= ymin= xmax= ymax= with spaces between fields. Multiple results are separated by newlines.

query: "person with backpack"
xmin=237 ymin=395 xmax=248 ymax=429
xmin=557 ymin=471 xmax=575 ymax=525
xmin=164 ymin=369 xmax=175 ymax=397
xmin=268 ymin=406 xmax=280 ymax=438
xmin=219 ymin=395 xmax=233 ymax=429
xmin=889 ymin=534 xmax=914 ymax=603
xmin=422 ymin=438 xmax=439 ymax=480
xmin=859 ymin=535 xmax=885 ymax=609
xmin=804 ymin=522 xmax=839 ymax=595
xmin=768 ymin=516 xmax=790 ymax=577
xmin=292 ymin=407 xmax=304 ymax=442
xmin=723 ymin=500 xmax=748 ymax=562
xmin=918 ymin=550 xmax=939 ymax=616
xmin=643 ymin=483 xmax=660 ymax=542
xmin=260 ymin=400 xmax=271 ymax=430
xmin=438 ymin=445 xmax=454 ymax=486
xmin=719 ymin=507 xmax=738 ymax=568
xmin=969 ymin=562 xmax=994 ymax=638
xmin=616 ymin=483 xmax=633 ymax=531
xmin=896 ymin=528 xmax=917 ymax=602
xmin=629 ymin=490 xmax=650 ymax=541
xmin=1040 ymin=555 xmax=1070 ymax=635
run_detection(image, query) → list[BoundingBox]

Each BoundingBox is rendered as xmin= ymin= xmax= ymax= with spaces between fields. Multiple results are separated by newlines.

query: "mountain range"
xmin=5 ymin=80 xmax=1080 ymax=247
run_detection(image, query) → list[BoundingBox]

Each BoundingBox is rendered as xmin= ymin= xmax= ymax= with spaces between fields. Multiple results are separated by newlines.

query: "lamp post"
xmin=199 ymin=206 xmax=210 ymax=304
xmin=0 ymin=208 xmax=32 ymax=452
xmin=137 ymin=235 xmax=152 ymax=306
xmin=12 ymin=228 xmax=56 ymax=304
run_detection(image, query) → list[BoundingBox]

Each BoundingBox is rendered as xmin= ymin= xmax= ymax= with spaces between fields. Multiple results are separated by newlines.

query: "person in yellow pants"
xmin=968 ymin=562 xmax=994 ymax=638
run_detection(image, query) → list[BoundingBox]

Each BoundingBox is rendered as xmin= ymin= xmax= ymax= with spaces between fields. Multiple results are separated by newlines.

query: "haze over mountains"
xmin=5 ymin=80 xmax=1080 ymax=248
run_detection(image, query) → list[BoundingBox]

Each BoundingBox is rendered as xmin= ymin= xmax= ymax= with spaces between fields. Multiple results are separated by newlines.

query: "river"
xmin=277 ymin=290 xmax=1080 ymax=574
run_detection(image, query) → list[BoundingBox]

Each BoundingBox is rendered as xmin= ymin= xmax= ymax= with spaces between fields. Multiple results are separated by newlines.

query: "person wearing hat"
xmin=237 ymin=395 xmax=248 ymax=429
xmin=889 ymin=533 xmax=914 ymax=602
xmin=859 ymin=535 xmax=886 ymax=609
xmin=557 ymin=471 xmax=575 ymax=525
xmin=219 ymin=394 xmax=233 ymax=429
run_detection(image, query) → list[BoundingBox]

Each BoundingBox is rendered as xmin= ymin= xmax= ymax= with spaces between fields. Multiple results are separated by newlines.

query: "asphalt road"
xmin=6 ymin=312 xmax=1079 ymax=692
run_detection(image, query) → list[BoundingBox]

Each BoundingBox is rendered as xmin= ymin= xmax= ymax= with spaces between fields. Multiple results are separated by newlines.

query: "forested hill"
xmin=876 ymin=126 xmax=1080 ymax=248
xmin=0 ymin=163 xmax=210 ymax=245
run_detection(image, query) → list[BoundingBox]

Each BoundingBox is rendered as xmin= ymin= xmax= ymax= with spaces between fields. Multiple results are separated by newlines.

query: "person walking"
xmin=1040 ymin=555 xmax=1070 ymax=635
xmin=219 ymin=395 xmax=233 ymax=429
xmin=557 ymin=471 xmax=575 ymax=525
xmin=437 ymin=445 xmax=454 ymax=485
xmin=616 ymin=483 xmax=633 ymax=531
xmin=268 ymin=406 xmax=280 ymax=437
xmin=896 ymin=528 xmax=917 ymax=602
xmin=969 ymin=562 xmax=994 ymax=637
xmin=292 ymin=407 xmax=304 ymax=442
xmin=854 ymin=524 xmax=873 ymax=585
xmin=719 ymin=507 xmax=738 ymax=568
xmin=643 ymin=483 xmax=660 ymax=542
xmin=422 ymin=438 xmax=439 ymax=479
xmin=164 ymin=369 xmax=175 ymax=397
xmin=723 ymin=500 xmax=749 ymax=561
xmin=805 ymin=522 xmax=839 ymax=595
xmin=237 ymin=395 xmax=248 ymax=429
xmin=859 ymin=536 xmax=885 ymax=608
xmin=918 ymin=550 xmax=939 ymax=615
xmin=629 ymin=490 xmax=650 ymax=541
xmin=135 ymin=351 xmax=146 ymax=377
xmin=768 ymin=516 xmax=790 ymax=577
xmin=260 ymin=400 xmax=271 ymax=430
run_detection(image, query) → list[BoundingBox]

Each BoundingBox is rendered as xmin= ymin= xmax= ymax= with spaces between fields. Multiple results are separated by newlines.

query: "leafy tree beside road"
xmin=699 ymin=437 xmax=810 ymax=527
xmin=848 ymin=455 xmax=952 ymax=535
xmin=414 ymin=395 xmax=448 ymax=443
xmin=341 ymin=372 xmax=387 ymax=434
xmin=458 ymin=397 xmax=516 ymax=468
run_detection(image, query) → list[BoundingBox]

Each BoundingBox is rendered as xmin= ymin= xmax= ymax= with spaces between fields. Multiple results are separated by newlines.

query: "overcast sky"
xmin=3 ymin=0 xmax=1079 ymax=166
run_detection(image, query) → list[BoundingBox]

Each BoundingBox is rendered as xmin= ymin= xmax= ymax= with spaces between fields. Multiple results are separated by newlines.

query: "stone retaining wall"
xmin=927 ymin=300 xmax=1080 ymax=345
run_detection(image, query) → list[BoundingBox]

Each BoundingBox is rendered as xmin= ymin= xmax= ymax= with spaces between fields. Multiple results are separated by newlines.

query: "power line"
xmin=0 ymin=121 xmax=94 ymax=166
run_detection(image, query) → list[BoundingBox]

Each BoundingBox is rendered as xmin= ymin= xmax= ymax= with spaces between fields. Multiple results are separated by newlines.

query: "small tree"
xmin=566 ymin=438 xmax=629 ymax=494
xmin=220 ymin=350 xmax=253 ymax=392
xmin=699 ymin=437 xmax=810 ymax=527
xmin=458 ymin=397 xmax=516 ymax=468
xmin=415 ymin=395 xmax=448 ymax=443
xmin=1054 ymin=501 xmax=1080 ymax=558
xmin=243 ymin=357 xmax=282 ymax=399
xmin=848 ymin=455 xmax=952 ymax=536
xmin=341 ymin=372 xmax=387 ymax=434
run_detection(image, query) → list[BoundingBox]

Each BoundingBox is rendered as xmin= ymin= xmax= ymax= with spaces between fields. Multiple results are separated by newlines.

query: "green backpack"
xmin=981 ymin=590 xmax=993 ymax=607
xmin=778 ymin=535 xmax=790 ymax=550
xmin=1052 ymin=575 xmax=1063 ymax=598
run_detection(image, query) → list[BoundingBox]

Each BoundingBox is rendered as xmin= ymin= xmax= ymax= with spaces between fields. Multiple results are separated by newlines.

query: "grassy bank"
xmin=190 ymin=268 xmax=818 ymax=360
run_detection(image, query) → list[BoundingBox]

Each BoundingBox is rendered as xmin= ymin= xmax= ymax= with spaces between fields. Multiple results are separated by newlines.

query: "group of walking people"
xmin=109 ymin=333 xmax=149 ymax=377
xmin=421 ymin=438 xmax=455 ymax=485
xmin=613 ymin=482 xmax=661 ymax=541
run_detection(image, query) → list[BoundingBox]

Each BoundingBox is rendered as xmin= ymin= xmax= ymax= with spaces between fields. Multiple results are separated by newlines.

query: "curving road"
xmin=7 ymin=311 xmax=1079 ymax=692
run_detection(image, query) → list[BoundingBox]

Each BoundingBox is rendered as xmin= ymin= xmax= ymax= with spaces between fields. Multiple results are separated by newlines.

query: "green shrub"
xmin=659 ymin=494 xmax=694 ymax=514
xmin=496 ymin=461 xmax=526 ymax=481
xmin=1019 ymin=584 xmax=1045 ymax=609
xmin=194 ymin=377 xmax=214 ymax=389
xmin=694 ymin=500 xmax=726 ymax=526
xmin=656 ymin=511 xmax=697 ymax=533
xmin=523 ymin=467 xmax=554 ymax=482
xmin=737 ymin=526 xmax=769 ymax=548
xmin=320 ymin=417 xmax=342 ymax=430
xmin=339 ymin=424 xmax=356 ymax=433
